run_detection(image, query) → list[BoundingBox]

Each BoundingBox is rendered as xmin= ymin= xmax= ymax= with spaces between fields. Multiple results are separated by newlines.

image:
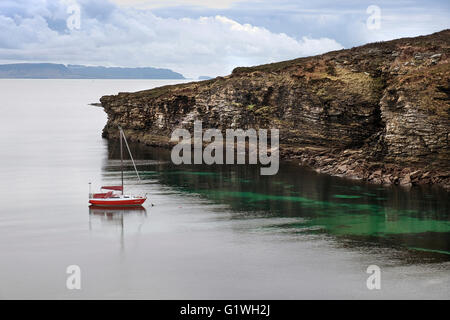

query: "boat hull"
xmin=89 ymin=205 xmax=146 ymax=211
xmin=89 ymin=198 xmax=146 ymax=207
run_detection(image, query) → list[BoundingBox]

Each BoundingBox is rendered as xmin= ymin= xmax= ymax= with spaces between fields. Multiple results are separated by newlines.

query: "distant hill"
xmin=0 ymin=63 xmax=185 ymax=79
xmin=198 ymin=76 xmax=213 ymax=80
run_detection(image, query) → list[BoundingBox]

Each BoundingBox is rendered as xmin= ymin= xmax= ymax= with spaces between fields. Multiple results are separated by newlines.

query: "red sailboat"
xmin=89 ymin=126 xmax=147 ymax=207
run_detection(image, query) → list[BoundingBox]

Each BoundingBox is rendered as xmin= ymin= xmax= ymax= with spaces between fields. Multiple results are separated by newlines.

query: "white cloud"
xmin=110 ymin=0 xmax=254 ymax=9
xmin=0 ymin=1 xmax=343 ymax=78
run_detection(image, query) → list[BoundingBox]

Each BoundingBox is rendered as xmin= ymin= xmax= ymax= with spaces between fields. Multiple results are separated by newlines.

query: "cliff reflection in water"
xmin=104 ymin=140 xmax=450 ymax=261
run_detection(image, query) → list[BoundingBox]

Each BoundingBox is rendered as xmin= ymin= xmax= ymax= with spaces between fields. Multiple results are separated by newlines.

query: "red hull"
xmin=89 ymin=205 xmax=146 ymax=211
xmin=89 ymin=198 xmax=146 ymax=206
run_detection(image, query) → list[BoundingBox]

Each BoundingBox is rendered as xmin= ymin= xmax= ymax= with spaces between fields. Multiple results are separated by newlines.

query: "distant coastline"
xmin=0 ymin=63 xmax=185 ymax=79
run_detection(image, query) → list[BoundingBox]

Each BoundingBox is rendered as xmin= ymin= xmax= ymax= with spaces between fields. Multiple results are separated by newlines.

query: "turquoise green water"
xmin=107 ymin=144 xmax=450 ymax=261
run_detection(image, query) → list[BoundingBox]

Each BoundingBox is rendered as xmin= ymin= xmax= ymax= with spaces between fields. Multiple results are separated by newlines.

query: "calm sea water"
xmin=0 ymin=79 xmax=448 ymax=299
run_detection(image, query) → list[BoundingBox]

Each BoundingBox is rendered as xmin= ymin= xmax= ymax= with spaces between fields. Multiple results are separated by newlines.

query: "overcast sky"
xmin=0 ymin=0 xmax=448 ymax=78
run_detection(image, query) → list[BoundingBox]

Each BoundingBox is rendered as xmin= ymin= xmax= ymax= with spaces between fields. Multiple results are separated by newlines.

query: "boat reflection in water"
xmin=88 ymin=205 xmax=148 ymax=251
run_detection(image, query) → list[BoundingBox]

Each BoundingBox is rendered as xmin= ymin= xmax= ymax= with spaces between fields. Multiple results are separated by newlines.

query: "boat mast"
xmin=121 ymin=128 xmax=142 ymax=183
xmin=118 ymin=125 xmax=141 ymax=195
xmin=120 ymin=127 xmax=124 ymax=195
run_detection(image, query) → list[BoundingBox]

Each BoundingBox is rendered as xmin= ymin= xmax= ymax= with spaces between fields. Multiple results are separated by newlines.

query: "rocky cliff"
xmin=100 ymin=30 xmax=450 ymax=189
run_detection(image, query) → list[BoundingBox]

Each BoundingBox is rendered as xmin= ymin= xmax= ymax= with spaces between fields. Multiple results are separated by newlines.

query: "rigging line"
xmin=119 ymin=127 xmax=142 ymax=183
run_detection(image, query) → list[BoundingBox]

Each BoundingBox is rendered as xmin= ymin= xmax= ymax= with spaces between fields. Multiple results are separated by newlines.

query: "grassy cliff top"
xmin=101 ymin=29 xmax=449 ymax=105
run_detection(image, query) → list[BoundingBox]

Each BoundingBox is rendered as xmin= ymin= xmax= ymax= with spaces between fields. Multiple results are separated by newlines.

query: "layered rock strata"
xmin=100 ymin=30 xmax=450 ymax=189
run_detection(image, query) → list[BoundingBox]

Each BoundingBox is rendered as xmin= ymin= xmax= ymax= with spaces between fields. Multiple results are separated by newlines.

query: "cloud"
xmin=146 ymin=0 xmax=449 ymax=49
xmin=110 ymin=0 xmax=254 ymax=9
xmin=0 ymin=0 xmax=343 ymax=78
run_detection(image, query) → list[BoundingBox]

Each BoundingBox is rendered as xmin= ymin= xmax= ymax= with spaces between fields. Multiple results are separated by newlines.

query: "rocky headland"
xmin=100 ymin=30 xmax=450 ymax=190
